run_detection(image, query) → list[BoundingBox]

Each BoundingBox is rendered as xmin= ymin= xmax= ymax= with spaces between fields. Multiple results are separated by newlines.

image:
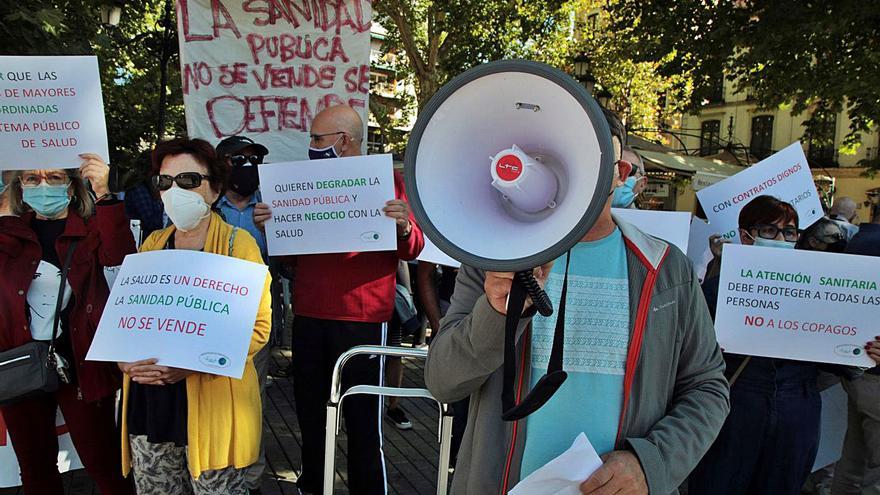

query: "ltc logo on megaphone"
xmin=404 ymin=59 xmax=615 ymax=273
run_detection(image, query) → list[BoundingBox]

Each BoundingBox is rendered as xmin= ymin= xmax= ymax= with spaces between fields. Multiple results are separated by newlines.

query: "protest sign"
xmin=0 ymin=56 xmax=109 ymax=170
xmin=418 ymin=235 xmax=461 ymax=268
xmin=0 ymin=410 xmax=82 ymax=488
xmin=176 ymin=0 xmax=371 ymax=161
xmin=715 ymin=244 xmax=878 ymax=367
xmin=691 ymin=171 xmax=727 ymax=191
xmin=687 ymin=217 xmax=715 ymax=284
xmin=812 ymin=383 xmax=847 ymax=472
xmin=696 ymin=142 xmax=823 ymax=242
xmin=258 ymin=154 xmax=396 ymax=255
xmin=611 ymin=208 xmax=691 ymax=253
xmin=86 ymin=250 xmax=268 ymax=379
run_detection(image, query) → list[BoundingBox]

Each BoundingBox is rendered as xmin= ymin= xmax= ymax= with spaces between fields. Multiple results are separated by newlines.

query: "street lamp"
xmin=572 ymin=53 xmax=597 ymax=94
xmin=100 ymin=1 xmax=126 ymax=27
xmin=596 ymin=88 xmax=613 ymax=108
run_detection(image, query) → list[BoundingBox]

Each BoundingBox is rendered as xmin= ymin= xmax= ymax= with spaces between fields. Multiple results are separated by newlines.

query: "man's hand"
xmin=708 ymin=233 xmax=730 ymax=259
xmin=484 ymin=262 xmax=553 ymax=315
xmin=383 ymin=199 xmax=412 ymax=237
xmin=78 ymin=153 xmax=110 ymax=198
xmin=867 ymin=336 xmax=880 ymax=364
xmin=254 ymin=202 xmax=271 ymax=231
xmin=580 ymin=450 xmax=648 ymax=495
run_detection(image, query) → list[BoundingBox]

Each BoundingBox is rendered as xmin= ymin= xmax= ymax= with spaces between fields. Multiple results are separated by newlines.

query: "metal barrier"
xmin=323 ymin=345 xmax=453 ymax=495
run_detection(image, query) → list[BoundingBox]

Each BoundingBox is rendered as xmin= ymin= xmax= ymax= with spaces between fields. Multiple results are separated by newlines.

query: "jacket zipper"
xmin=0 ymin=355 xmax=31 ymax=367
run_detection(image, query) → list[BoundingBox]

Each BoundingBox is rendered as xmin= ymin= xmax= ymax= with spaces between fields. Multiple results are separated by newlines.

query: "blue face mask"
xmin=23 ymin=184 xmax=71 ymax=218
xmin=753 ymin=237 xmax=795 ymax=249
xmin=612 ymin=176 xmax=639 ymax=208
xmin=0 ymin=175 xmax=6 ymax=195
xmin=308 ymin=137 xmax=341 ymax=160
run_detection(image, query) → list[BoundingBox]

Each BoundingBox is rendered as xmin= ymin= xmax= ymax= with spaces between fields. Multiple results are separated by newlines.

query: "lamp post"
xmin=100 ymin=1 xmax=125 ymax=27
xmin=596 ymin=88 xmax=613 ymax=108
xmin=572 ymin=53 xmax=597 ymax=95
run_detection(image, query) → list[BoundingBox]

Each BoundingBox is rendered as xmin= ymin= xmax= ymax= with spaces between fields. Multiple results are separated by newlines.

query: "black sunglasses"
xmin=229 ymin=154 xmax=264 ymax=167
xmin=749 ymin=223 xmax=799 ymax=242
xmin=152 ymin=172 xmax=211 ymax=191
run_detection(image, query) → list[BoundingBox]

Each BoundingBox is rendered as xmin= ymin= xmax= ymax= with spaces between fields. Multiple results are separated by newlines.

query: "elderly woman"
xmin=118 ymin=138 xmax=271 ymax=495
xmin=692 ymin=195 xmax=880 ymax=495
xmin=0 ymin=158 xmax=135 ymax=495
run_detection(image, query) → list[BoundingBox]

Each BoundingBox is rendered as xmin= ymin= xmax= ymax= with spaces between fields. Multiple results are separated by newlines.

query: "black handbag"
xmin=0 ymin=240 xmax=77 ymax=405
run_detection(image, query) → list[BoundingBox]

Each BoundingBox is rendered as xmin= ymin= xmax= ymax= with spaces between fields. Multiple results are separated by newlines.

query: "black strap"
xmin=501 ymin=280 xmax=529 ymax=412
xmin=547 ymin=252 xmax=571 ymax=374
xmin=49 ymin=239 xmax=78 ymax=354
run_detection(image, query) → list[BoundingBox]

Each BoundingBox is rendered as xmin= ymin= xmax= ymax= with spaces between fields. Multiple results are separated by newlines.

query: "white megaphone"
xmin=404 ymin=60 xmax=615 ymax=421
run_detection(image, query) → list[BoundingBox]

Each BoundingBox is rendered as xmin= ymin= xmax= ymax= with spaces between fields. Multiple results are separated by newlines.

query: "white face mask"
xmin=161 ymin=186 xmax=210 ymax=232
xmin=753 ymin=237 xmax=795 ymax=249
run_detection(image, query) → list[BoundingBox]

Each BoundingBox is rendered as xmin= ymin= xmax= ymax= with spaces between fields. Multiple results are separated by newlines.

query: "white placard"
xmin=687 ymin=217 xmax=715 ymax=284
xmin=259 ymin=154 xmax=396 ymax=255
xmin=417 ymin=235 xmax=461 ymax=268
xmin=691 ymin=171 xmax=727 ymax=191
xmin=0 ymin=409 xmax=83 ymax=488
xmin=176 ymin=0 xmax=371 ymax=161
xmin=0 ymin=56 xmax=109 ymax=170
xmin=696 ymin=142 xmax=823 ymax=242
xmin=812 ymin=383 xmax=847 ymax=472
xmin=611 ymin=208 xmax=691 ymax=254
xmin=716 ymin=244 xmax=878 ymax=367
xmin=86 ymin=250 xmax=268 ymax=379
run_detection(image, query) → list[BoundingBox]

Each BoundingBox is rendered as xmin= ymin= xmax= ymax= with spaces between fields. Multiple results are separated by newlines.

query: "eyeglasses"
xmin=152 ymin=172 xmax=211 ymax=192
xmin=309 ymin=131 xmax=346 ymax=142
xmin=228 ymin=154 xmax=264 ymax=167
xmin=20 ymin=172 xmax=70 ymax=188
xmin=749 ymin=223 xmax=799 ymax=242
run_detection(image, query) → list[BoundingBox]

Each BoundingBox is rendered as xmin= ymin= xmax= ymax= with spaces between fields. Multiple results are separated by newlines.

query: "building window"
xmin=707 ymin=73 xmax=724 ymax=104
xmin=750 ymin=116 xmax=774 ymax=159
xmin=699 ymin=120 xmax=721 ymax=156
xmin=806 ymin=110 xmax=838 ymax=167
xmin=367 ymin=127 xmax=386 ymax=154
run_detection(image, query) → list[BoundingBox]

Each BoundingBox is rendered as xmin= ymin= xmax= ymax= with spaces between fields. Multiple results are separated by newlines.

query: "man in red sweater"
xmin=254 ymin=104 xmax=424 ymax=495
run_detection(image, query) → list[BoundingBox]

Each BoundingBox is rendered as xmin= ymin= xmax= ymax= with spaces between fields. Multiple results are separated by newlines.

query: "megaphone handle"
xmin=515 ymin=271 xmax=553 ymax=317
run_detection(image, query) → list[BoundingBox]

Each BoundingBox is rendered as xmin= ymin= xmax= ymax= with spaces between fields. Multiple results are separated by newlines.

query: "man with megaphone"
xmin=425 ymin=108 xmax=729 ymax=495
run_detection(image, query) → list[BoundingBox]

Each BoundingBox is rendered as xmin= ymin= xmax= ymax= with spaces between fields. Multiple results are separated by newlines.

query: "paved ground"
xmin=0 ymin=346 xmax=446 ymax=495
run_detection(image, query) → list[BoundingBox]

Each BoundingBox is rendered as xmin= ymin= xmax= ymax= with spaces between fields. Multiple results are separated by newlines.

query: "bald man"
xmin=829 ymin=196 xmax=860 ymax=241
xmin=254 ymin=105 xmax=424 ymax=495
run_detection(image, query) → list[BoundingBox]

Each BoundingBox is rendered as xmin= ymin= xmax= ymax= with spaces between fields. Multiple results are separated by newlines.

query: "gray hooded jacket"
xmin=425 ymin=217 xmax=730 ymax=494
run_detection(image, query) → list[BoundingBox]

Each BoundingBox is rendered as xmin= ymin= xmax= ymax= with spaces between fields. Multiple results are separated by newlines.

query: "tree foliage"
xmin=1 ymin=0 xmax=185 ymax=187
xmin=610 ymin=0 xmax=880 ymax=162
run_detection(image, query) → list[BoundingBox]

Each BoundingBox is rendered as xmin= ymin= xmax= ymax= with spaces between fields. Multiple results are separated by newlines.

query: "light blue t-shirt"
xmin=217 ymin=191 xmax=267 ymax=262
xmin=520 ymin=228 xmax=630 ymax=477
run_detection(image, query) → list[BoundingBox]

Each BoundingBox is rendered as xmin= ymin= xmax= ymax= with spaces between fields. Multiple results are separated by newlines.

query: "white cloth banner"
xmin=176 ymin=0 xmax=372 ymax=161
xmin=0 ymin=56 xmax=109 ymax=170
xmin=696 ymin=142 xmax=823 ymax=242
xmin=0 ymin=410 xmax=83 ymax=488
xmin=258 ymin=154 xmax=397 ymax=255
xmin=716 ymin=244 xmax=878 ymax=367
xmin=611 ymin=208 xmax=691 ymax=254
xmin=86 ymin=250 xmax=268 ymax=379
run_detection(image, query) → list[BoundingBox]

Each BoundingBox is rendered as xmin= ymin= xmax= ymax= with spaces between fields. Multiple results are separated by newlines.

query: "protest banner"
xmin=0 ymin=56 xmax=109 ymax=170
xmin=258 ymin=154 xmax=396 ymax=255
xmin=812 ymin=383 xmax=847 ymax=472
xmin=86 ymin=250 xmax=268 ymax=379
xmin=611 ymin=208 xmax=691 ymax=253
xmin=715 ymin=244 xmax=878 ymax=367
xmin=696 ymin=142 xmax=823 ymax=242
xmin=176 ymin=0 xmax=371 ymax=161
xmin=0 ymin=410 xmax=82 ymax=488
xmin=418 ymin=235 xmax=461 ymax=268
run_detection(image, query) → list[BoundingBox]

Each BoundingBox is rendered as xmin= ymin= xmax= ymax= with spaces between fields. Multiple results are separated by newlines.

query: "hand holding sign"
xmin=77 ymin=153 xmax=109 ymax=197
xmin=383 ymin=199 xmax=412 ymax=237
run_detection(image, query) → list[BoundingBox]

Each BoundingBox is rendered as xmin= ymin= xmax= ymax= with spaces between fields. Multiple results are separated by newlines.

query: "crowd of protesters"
xmin=0 ymin=104 xmax=879 ymax=495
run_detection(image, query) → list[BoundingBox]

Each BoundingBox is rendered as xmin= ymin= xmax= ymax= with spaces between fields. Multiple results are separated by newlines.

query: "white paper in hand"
xmin=509 ymin=432 xmax=603 ymax=495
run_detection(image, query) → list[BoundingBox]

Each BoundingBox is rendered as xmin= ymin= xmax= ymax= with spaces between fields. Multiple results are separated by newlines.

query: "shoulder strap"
xmin=228 ymin=226 xmax=238 ymax=257
xmin=50 ymin=239 xmax=78 ymax=352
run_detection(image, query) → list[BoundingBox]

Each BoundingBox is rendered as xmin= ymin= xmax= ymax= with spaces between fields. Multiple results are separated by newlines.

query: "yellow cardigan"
xmin=121 ymin=212 xmax=272 ymax=478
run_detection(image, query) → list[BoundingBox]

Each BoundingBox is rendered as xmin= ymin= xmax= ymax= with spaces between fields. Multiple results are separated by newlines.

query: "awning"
xmin=635 ymin=149 xmax=746 ymax=177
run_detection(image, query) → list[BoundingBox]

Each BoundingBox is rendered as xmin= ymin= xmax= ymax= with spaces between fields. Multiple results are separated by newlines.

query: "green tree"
xmin=1 ymin=0 xmax=185 ymax=187
xmin=373 ymin=0 xmax=575 ymax=110
xmin=610 ymin=0 xmax=880 ymax=169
